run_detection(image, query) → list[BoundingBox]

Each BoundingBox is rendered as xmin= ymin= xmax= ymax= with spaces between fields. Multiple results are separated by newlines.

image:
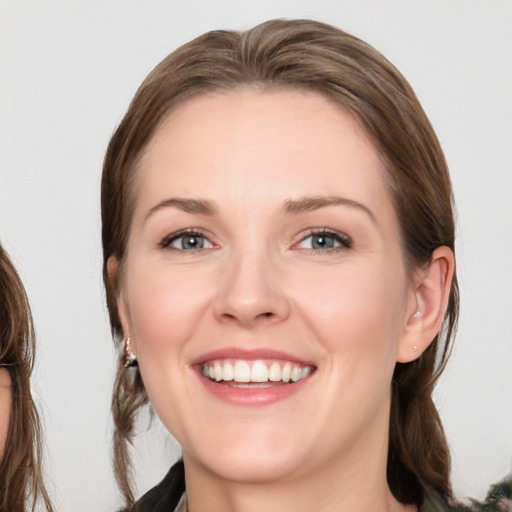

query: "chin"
xmin=181 ymin=424 xmax=307 ymax=484
xmin=193 ymin=449 xmax=300 ymax=484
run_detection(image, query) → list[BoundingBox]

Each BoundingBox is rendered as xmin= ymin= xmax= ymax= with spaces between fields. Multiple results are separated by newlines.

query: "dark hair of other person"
xmin=101 ymin=19 xmax=458 ymax=508
xmin=0 ymin=245 xmax=53 ymax=512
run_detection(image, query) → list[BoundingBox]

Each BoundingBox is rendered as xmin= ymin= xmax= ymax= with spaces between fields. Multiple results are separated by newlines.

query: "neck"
xmin=185 ymin=471 xmax=414 ymax=512
xmin=182 ymin=417 xmax=417 ymax=512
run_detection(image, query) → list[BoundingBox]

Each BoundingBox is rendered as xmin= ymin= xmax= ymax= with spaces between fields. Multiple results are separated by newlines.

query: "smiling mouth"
xmin=200 ymin=359 xmax=315 ymax=387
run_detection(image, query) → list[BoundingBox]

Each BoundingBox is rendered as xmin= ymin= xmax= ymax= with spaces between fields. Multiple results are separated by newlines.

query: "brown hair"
xmin=0 ymin=245 xmax=54 ymax=512
xmin=102 ymin=18 xmax=458 ymax=507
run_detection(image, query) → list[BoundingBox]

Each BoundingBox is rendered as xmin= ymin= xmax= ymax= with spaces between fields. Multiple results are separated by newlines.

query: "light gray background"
xmin=1 ymin=1 xmax=511 ymax=510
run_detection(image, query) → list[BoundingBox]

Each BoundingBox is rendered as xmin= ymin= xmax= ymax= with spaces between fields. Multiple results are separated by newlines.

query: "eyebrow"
xmin=282 ymin=195 xmax=376 ymax=223
xmin=145 ymin=198 xmax=217 ymax=222
xmin=144 ymin=195 xmax=375 ymax=223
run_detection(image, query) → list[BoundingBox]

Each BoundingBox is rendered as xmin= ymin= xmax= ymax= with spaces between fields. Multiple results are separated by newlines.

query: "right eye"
xmin=160 ymin=230 xmax=216 ymax=251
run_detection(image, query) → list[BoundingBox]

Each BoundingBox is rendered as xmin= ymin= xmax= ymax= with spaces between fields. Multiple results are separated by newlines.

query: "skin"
xmin=0 ymin=367 xmax=11 ymax=458
xmin=112 ymin=89 xmax=453 ymax=512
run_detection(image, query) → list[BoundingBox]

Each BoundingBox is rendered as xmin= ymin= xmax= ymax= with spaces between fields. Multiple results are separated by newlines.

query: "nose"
xmin=212 ymin=249 xmax=290 ymax=328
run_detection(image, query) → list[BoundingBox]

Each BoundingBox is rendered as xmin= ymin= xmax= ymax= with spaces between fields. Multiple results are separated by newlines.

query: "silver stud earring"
xmin=124 ymin=337 xmax=138 ymax=368
xmin=413 ymin=345 xmax=418 ymax=353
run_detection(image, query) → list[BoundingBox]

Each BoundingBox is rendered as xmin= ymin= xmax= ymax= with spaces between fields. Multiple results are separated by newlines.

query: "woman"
xmin=101 ymin=19 xmax=510 ymax=512
xmin=0 ymin=245 xmax=53 ymax=512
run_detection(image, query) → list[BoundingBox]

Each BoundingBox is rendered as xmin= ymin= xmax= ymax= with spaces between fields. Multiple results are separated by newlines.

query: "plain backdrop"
xmin=1 ymin=1 xmax=511 ymax=510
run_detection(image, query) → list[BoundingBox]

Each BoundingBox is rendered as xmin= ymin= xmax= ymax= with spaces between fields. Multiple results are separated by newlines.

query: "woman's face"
xmin=116 ymin=89 xmax=419 ymax=483
xmin=0 ymin=367 xmax=11 ymax=458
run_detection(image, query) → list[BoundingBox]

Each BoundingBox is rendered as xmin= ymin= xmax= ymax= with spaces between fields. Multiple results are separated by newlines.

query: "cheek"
xmin=291 ymin=260 xmax=408 ymax=399
xmin=123 ymin=261 xmax=215 ymax=360
xmin=291 ymin=262 xmax=407 ymax=432
xmin=296 ymin=262 xmax=406 ymax=344
xmin=122 ymin=262 xmax=213 ymax=438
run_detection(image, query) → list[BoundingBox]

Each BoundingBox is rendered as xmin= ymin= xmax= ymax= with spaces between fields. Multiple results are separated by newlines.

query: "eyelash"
xmin=159 ymin=228 xmax=352 ymax=253
xmin=296 ymin=229 xmax=352 ymax=252
xmin=159 ymin=228 xmax=215 ymax=251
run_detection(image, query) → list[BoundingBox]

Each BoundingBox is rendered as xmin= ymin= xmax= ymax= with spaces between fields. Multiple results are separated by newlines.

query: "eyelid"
xmin=294 ymin=228 xmax=352 ymax=250
xmin=159 ymin=228 xmax=218 ymax=250
xmin=158 ymin=227 xmax=351 ymax=251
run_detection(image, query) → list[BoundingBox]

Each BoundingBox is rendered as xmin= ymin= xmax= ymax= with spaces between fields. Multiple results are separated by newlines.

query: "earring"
xmin=124 ymin=337 xmax=137 ymax=368
xmin=413 ymin=345 xmax=418 ymax=353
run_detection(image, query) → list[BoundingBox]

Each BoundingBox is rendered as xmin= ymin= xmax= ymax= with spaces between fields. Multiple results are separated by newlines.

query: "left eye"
xmin=297 ymin=231 xmax=351 ymax=250
xmin=161 ymin=231 xmax=215 ymax=250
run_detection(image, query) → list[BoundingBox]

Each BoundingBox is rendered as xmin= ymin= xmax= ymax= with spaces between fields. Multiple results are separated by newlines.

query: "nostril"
xmin=262 ymin=312 xmax=273 ymax=317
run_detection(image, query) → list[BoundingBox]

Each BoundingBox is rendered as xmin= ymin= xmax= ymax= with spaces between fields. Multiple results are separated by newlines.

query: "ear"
xmin=397 ymin=246 xmax=455 ymax=363
xmin=107 ymin=256 xmax=134 ymax=351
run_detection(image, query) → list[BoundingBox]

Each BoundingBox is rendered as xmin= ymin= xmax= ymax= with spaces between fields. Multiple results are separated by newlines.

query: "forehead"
xmin=134 ymin=88 xmax=392 ymax=217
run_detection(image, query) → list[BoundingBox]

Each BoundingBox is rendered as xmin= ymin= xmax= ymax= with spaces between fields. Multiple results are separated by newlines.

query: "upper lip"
xmin=190 ymin=348 xmax=315 ymax=367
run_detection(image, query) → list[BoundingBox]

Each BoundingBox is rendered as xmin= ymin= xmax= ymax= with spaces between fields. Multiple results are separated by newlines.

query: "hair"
xmin=0 ymin=244 xmax=54 ymax=512
xmin=101 ymin=18 xmax=459 ymax=507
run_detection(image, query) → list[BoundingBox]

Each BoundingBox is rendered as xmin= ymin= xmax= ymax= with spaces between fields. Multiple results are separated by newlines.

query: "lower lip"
xmin=196 ymin=371 xmax=312 ymax=406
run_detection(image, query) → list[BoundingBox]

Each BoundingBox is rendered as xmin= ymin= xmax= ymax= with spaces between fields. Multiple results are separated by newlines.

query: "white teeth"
xmin=290 ymin=366 xmax=302 ymax=382
xmin=214 ymin=362 xmax=223 ymax=382
xmin=281 ymin=363 xmax=291 ymax=382
xmin=233 ymin=361 xmax=251 ymax=383
xmin=223 ymin=362 xmax=234 ymax=381
xmin=250 ymin=361 xmax=269 ymax=382
xmin=201 ymin=359 xmax=314 ymax=384
xmin=268 ymin=362 xmax=281 ymax=382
